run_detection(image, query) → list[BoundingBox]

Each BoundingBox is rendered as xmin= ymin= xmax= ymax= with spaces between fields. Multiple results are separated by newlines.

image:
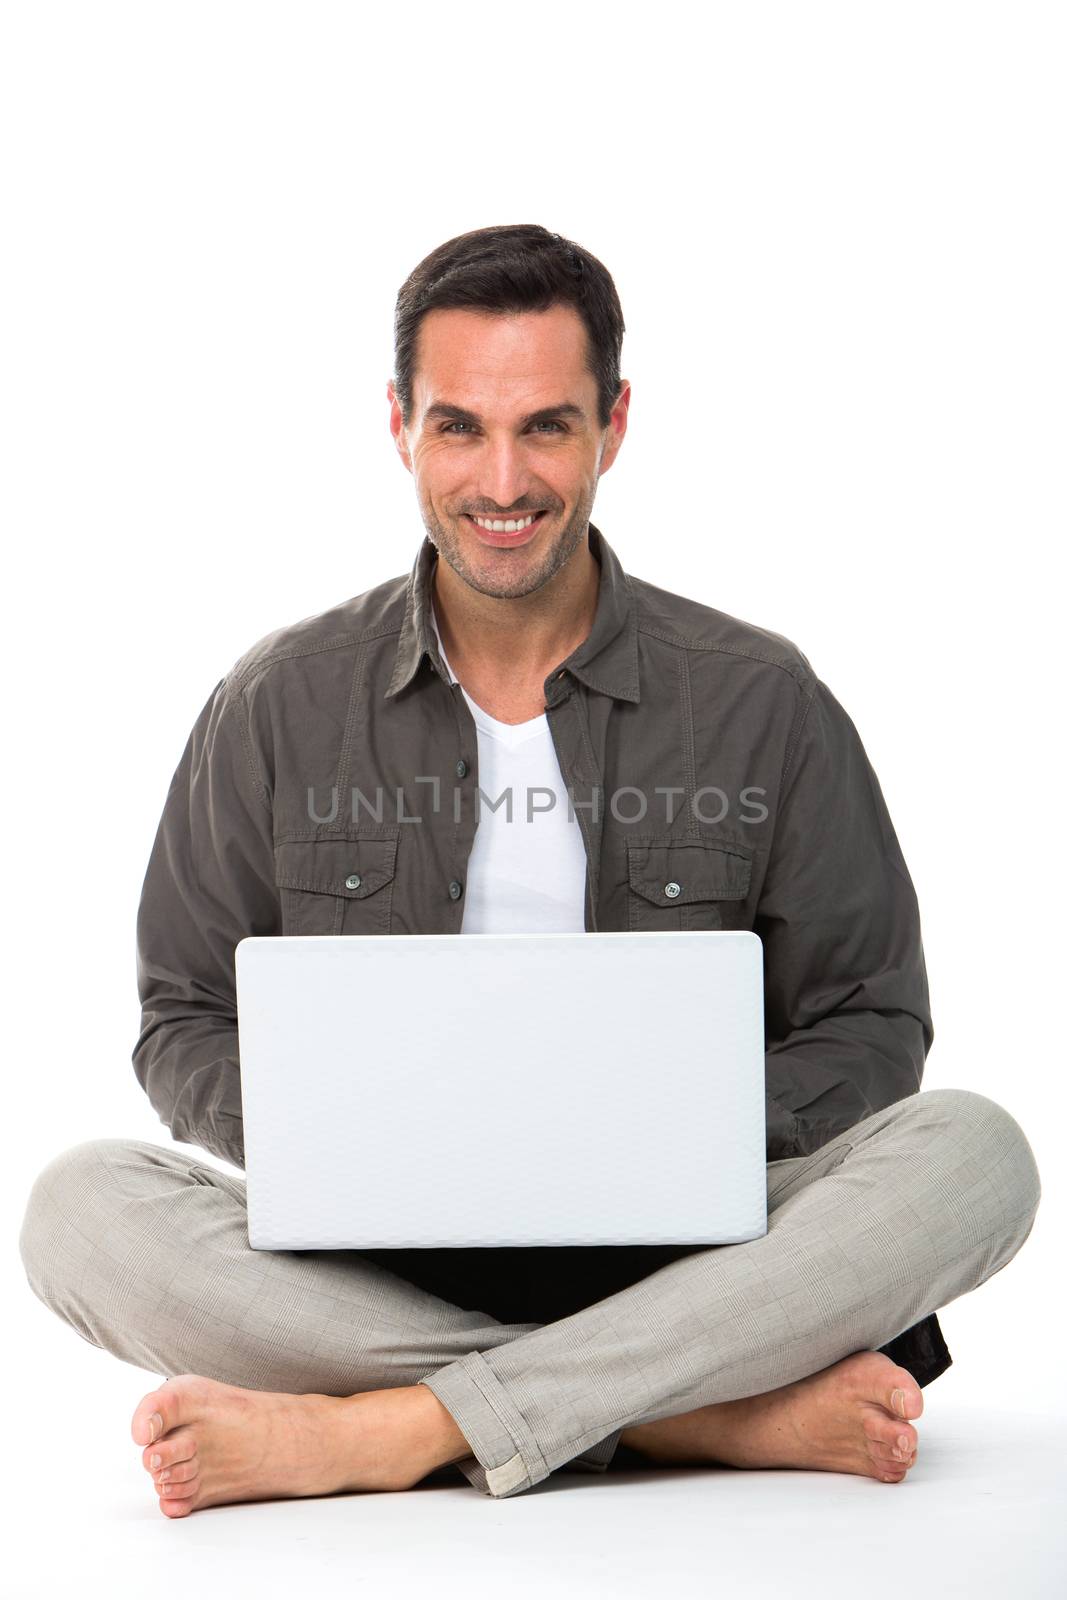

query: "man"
xmin=20 ymin=224 xmax=1041 ymax=1513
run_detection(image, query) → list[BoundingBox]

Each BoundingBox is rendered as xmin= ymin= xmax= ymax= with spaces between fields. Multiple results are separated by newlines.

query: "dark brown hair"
xmin=393 ymin=223 xmax=626 ymax=430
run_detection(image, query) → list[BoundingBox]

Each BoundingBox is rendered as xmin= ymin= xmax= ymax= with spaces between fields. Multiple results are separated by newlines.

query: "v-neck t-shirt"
xmin=430 ymin=603 xmax=587 ymax=933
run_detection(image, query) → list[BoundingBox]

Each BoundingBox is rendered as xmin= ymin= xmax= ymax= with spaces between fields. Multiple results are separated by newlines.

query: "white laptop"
xmin=234 ymin=930 xmax=767 ymax=1251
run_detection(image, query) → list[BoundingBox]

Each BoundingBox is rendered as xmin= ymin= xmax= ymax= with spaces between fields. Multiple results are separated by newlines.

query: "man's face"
xmin=388 ymin=303 xmax=629 ymax=600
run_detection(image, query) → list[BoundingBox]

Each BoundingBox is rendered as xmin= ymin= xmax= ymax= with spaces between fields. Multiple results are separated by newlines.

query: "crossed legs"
xmin=18 ymin=1088 xmax=1040 ymax=1511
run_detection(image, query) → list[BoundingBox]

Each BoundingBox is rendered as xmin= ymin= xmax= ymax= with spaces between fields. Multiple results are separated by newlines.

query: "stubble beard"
xmin=422 ymin=490 xmax=596 ymax=601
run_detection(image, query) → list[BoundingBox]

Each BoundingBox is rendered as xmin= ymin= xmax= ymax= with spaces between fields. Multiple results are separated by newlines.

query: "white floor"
xmin=9 ymin=1299 xmax=1066 ymax=1600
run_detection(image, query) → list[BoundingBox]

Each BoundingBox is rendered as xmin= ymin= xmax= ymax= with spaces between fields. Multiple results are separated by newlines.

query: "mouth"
xmin=464 ymin=510 xmax=549 ymax=546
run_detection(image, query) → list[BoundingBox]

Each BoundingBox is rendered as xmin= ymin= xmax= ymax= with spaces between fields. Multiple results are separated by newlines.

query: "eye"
xmin=440 ymin=419 xmax=566 ymax=435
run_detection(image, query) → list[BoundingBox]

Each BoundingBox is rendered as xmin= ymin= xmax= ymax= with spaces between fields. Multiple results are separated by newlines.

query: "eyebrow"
xmin=422 ymin=401 xmax=587 ymax=429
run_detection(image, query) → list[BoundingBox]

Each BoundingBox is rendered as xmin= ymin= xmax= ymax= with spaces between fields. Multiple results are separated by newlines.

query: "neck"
xmin=431 ymin=534 xmax=600 ymax=685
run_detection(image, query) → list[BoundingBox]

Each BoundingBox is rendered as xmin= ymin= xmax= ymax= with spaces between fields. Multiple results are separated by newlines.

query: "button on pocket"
xmin=626 ymin=839 xmax=753 ymax=931
xmin=274 ymin=831 xmax=399 ymax=935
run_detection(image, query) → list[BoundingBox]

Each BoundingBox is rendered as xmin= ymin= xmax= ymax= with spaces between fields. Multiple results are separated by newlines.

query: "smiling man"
xmin=398 ymin=300 xmax=613 ymax=735
xmin=20 ymin=224 xmax=1041 ymax=1513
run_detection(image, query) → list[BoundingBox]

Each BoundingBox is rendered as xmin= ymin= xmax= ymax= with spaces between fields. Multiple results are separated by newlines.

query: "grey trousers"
xmin=18 ymin=1087 xmax=1040 ymax=1499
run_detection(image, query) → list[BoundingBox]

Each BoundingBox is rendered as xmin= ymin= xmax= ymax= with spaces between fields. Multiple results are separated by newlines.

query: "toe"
xmin=132 ymin=1390 xmax=168 ymax=1447
xmin=868 ymin=1436 xmax=917 ymax=1467
xmin=888 ymin=1369 xmax=923 ymax=1422
xmin=142 ymin=1425 xmax=197 ymax=1476
xmin=154 ymin=1454 xmax=199 ymax=1489
xmin=132 ymin=1373 xmax=206 ymax=1448
xmin=157 ymin=1470 xmax=200 ymax=1499
xmin=132 ymin=1379 xmax=184 ymax=1447
xmin=868 ymin=1412 xmax=918 ymax=1455
xmin=864 ymin=1402 xmax=919 ymax=1457
xmin=159 ymin=1495 xmax=195 ymax=1517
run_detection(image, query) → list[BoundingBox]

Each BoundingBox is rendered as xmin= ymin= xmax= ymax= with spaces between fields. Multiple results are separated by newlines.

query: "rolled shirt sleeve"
xmin=757 ymin=674 xmax=935 ymax=1162
xmin=131 ymin=674 xmax=278 ymax=1170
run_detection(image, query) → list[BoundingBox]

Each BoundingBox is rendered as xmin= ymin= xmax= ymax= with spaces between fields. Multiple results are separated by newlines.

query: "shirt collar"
xmin=384 ymin=521 xmax=641 ymax=705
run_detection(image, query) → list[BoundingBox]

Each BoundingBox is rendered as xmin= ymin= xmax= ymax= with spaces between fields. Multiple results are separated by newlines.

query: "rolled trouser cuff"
xmin=419 ymin=1351 xmax=552 ymax=1498
xmin=454 ymin=1424 xmax=620 ymax=1489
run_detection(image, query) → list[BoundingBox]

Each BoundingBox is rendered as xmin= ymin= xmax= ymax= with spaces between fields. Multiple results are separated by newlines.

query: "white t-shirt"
xmin=431 ymin=604 xmax=587 ymax=933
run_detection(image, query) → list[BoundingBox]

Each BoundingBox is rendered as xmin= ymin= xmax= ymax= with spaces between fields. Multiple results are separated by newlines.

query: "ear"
xmin=387 ymin=381 xmax=413 ymax=473
xmin=598 ymin=380 xmax=631 ymax=477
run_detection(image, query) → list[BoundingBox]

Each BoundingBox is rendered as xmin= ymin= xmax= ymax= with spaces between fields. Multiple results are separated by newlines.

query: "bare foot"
xmin=620 ymin=1350 xmax=923 ymax=1484
xmin=131 ymin=1375 xmax=472 ymax=1518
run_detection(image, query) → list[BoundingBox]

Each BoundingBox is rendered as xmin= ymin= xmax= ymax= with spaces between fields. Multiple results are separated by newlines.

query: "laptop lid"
xmin=234 ymin=930 xmax=766 ymax=1250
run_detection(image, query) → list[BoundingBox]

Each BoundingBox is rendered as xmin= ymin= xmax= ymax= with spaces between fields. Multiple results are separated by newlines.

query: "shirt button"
xmin=456 ymin=759 xmax=468 ymax=779
xmin=664 ymin=881 xmax=681 ymax=899
xmin=448 ymin=879 xmax=463 ymax=900
xmin=345 ymin=873 xmax=362 ymax=890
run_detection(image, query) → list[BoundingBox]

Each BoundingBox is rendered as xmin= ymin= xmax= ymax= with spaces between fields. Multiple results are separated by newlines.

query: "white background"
xmin=3 ymin=2 xmax=1063 ymax=1593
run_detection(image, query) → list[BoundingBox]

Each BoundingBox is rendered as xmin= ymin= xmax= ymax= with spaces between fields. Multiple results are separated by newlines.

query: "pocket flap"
xmin=627 ymin=840 xmax=752 ymax=906
xmin=274 ymin=835 xmax=398 ymax=899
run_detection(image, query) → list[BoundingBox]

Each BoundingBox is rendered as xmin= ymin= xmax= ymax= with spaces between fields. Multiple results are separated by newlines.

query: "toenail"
xmin=148 ymin=1412 xmax=163 ymax=1442
xmin=150 ymin=1454 xmax=161 ymax=1470
xmin=897 ymin=1435 xmax=909 ymax=1451
xmin=892 ymin=1389 xmax=907 ymax=1418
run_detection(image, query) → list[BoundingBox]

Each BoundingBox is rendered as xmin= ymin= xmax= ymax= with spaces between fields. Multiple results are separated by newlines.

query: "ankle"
xmin=415 ymin=1383 xmax=472 ymax=1468
xmin=621 ymin=1396 xmax=750 ymax=1461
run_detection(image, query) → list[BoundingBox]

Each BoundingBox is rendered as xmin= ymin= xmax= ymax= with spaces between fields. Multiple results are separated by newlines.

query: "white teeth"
xmin=472 ymin=513 xmax=537 ymax=532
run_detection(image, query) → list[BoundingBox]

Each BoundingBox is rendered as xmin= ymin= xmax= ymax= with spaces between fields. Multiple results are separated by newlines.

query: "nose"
xmin=477 ymin=433 xmax=534 ymax=513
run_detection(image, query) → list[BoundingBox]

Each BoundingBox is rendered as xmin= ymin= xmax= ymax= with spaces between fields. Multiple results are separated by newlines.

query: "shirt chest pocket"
xmin=273 ymin=832 xmax=399 ymax=936
xmin=626 ymin=839 xmax=753 ymax=931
